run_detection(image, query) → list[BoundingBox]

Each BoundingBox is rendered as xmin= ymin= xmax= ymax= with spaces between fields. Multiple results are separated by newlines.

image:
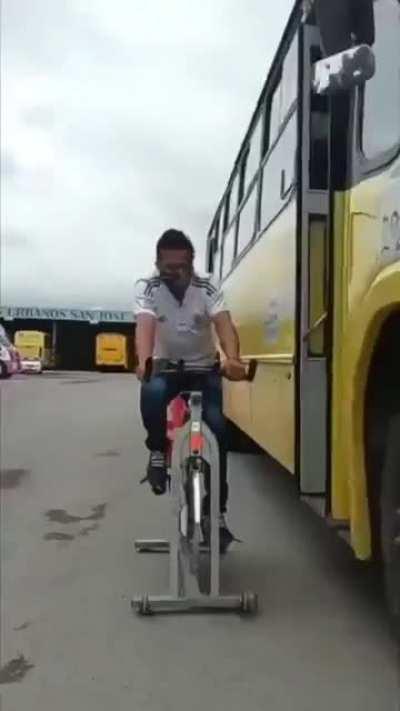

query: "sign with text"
xmin=0 ymin=306 xmax=135 ymax=324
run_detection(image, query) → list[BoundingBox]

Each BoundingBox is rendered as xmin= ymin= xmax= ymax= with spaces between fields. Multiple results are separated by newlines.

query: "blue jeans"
xmin=140 ymin=371 xmax=228 ymax=513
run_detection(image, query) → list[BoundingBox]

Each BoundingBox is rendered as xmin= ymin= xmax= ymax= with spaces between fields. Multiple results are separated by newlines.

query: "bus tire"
xmin=380 ymin=413 xmax=400 ymax=642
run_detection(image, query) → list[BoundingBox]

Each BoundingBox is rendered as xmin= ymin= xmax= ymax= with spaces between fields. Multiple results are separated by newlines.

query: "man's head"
xmin=156 ymin=229 xmax=195 ymax=290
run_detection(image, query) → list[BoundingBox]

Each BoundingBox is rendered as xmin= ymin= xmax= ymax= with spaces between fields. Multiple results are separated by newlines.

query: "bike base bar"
xmin=131 ymin=594 xmax=245 ymax=613
xmin=134 ymin=538 xmax=210 ymax=554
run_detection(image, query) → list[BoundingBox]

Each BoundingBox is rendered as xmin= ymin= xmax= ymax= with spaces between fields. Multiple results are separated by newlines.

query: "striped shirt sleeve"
xmin=134 ymin=279 xmax=157 ymax=317
xmin=205 ymin=275 xmax=228 ymax=317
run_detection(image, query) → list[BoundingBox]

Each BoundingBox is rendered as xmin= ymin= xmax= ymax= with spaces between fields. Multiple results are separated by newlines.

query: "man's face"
xmin=157 ymin=249 xmax=193 ymax=288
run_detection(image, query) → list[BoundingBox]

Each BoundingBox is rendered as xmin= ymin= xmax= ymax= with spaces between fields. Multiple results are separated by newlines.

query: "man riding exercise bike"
xmin=134 ymin=228 xmax=246 ymax=551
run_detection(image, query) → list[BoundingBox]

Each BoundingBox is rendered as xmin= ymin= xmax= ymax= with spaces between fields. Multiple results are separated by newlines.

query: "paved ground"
xmin=0 ymin=371 xmax=399 ymax=711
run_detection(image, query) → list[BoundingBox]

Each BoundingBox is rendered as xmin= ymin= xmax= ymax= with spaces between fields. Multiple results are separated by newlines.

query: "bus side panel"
xmin=330 ymin=182 xmax=389 ymax=528
xmin=332 ymin=149 xmax=400 ymax=558
xmin=330 ymin=192 xmax=352 ymax=522
xmin=223 ymin=201 xmax=297 ymax=472
xmin=331 ymin=154 xmax=400 ymax=559
xmin=251 ymin=363 xmax=295 ymax=472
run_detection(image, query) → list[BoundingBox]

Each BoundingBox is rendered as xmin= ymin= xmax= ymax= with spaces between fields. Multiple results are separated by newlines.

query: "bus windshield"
xmin=362 ymin=0 xmax=400 ymax=158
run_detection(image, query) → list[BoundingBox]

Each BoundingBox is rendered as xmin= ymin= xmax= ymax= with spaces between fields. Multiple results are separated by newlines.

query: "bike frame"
xmin=132 ymin=360 xmax=258 ymax=614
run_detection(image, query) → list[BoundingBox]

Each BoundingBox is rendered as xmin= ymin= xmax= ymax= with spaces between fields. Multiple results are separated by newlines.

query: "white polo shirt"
xmin=134 ymin=272 xmax=227 ymax=366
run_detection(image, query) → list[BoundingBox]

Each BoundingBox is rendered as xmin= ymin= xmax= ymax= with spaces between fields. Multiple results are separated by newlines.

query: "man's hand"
xmin=222 ymin=358 xmax=247 ymax=381
xmin=136 ymin=363 xmax=147 ymax=382
xmin=135 ymin=313 xmax=156 ymax=382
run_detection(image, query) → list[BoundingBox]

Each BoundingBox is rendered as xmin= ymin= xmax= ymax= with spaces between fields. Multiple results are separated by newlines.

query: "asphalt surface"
xmin=1 ymin=371 xmax=399 ymax=711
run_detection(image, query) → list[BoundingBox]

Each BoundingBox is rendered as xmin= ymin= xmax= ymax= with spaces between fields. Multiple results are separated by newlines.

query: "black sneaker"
xmin=147 ymin=451 xmax=168 ymax=495
xmin=201 ymin=513 xmax=236 ymax=554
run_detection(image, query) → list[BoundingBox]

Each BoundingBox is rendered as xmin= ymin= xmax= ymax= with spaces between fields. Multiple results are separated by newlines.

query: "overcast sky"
xmin=1 ymin=0 xmax=293 ymax=309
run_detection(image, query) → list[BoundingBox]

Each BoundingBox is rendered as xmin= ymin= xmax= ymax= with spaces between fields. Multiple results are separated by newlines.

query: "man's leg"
xmin=195 ymin=371 xmax=234 ymax=552
xmin=140 ymin=374 xmax=179 ymax=493
xmin=198 ymin=372 xmax=228 ymax=515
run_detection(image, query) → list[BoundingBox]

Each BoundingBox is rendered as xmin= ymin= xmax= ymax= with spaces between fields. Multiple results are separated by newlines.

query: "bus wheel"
xmin=381 ymin=413 xmax=400 ymax=643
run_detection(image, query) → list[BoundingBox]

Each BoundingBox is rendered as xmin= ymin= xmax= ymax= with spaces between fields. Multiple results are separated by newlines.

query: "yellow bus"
xmin=95 ymin=333 xmax=128 ymax=370
xmin=14 ymin=330 xmax=54 ymax=368
xmin=207 ymin=0 xmax=400 ymax=634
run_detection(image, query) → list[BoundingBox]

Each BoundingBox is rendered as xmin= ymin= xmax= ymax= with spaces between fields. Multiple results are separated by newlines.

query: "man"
xmin=134 ymin=228 xmax=245 ymax=549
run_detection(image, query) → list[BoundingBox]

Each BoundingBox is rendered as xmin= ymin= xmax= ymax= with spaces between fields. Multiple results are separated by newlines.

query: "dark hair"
xmin=156 ymin=229 xmax=195 ymax=260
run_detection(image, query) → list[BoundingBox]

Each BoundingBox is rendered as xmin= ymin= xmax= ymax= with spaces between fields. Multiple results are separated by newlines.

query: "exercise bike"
xmin=132 ymin=357 xmax=258 ymax=615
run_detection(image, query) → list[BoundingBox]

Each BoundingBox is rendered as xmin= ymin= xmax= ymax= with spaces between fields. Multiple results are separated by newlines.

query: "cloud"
xmin=1 ymin=152 xmax=19 ymax=180
xmin=22 ymin=106 xmax=56 ymax=129
xmin=1 ymin=0 xmax=293 ymax=308
xmin=1 ymin=229 xmax=33 ymax=249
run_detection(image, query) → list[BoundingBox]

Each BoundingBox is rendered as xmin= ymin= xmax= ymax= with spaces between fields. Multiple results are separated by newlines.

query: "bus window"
xmin=237 ymin=186 xmax=258 ymax=257
xmin=362 ymin=0 xmax=400 ymax=159
xmin=262 ymin=96 xmax=272 ymax=159
xmin=223 ymin=171 xmax=240 ymax=231
xmin=309 ymin=66 xmax=330 ymax=192
xmin=260 ymin=111 xmax=297 ymax=231
xmin=207 ymin=216 xmax=220 ymax=273
xmin=230 ymin=171 xmax=240 ymax=216
xmin=222 ymin=194 xmax=230 ymax=232
xmin=281 ymin=35 xmax=298 ymax=119
xmin=214 ymin=246 xmax=222 ymax=279
xmin=221 ymin=221 xmax=237 ymax=278
xmin=269 ymin=79 xmax=283 ymax=145
xmin=244 ymin=112 xmax=263 ymax=194
xmin=207 ymin=238 xmax=215 ymax=273
xmin=269 ymin=34 xmax=298 ymax=147
xmin=238 ymin=153 xmax=248 ymax=207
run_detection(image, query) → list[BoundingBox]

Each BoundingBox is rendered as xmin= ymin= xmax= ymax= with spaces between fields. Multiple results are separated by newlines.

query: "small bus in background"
xmin=95 ymin=333 xmax=128 ymax=371
xmin=14 ymin=331 xmax=54 ymax=373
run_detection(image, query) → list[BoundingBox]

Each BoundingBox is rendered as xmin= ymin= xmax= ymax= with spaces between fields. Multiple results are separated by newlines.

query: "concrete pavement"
xmin=0 ymin=372 xmax=398 ymax=710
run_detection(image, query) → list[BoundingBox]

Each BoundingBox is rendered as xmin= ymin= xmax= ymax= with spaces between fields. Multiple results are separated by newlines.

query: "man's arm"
xmin=212 ymin=311 xmax=246 ymax=381
xmin=212 ymin=311 xmax=240 ymax=360
xmin=134 ymin=278 xmax=157 ymax=380
xmin=135 ymin=313 xmax=156 ymax=378
xmin=205 ymin=275 xmax=246 ymax=380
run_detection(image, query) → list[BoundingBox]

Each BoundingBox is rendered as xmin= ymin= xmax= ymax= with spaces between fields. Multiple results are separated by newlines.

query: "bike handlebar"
xmin=143 ymin=357 xmax=257 ymax=383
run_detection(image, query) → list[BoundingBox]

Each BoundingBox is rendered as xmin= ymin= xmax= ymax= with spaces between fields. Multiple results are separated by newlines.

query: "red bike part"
xmin=190 ymin=433 xmax=204 ymax=454
xmin=166 ymin=396 xmax=190 ymax=465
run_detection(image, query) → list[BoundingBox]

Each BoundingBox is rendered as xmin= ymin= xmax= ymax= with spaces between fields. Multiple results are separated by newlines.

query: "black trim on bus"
xmin=295 ymin=19 xmax=334 ymax=514
xmin=294 ymin=20 xmax=305 ymax=497
xmin=324 ymin=123 xmax=335 ymax=518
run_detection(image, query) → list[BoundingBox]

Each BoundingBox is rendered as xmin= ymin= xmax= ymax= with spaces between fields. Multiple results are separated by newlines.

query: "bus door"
xmin=297 ymin=22 xmax=332 ymax=509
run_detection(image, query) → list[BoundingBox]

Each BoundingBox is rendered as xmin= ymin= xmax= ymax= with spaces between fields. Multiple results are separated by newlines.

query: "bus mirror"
xmin=312 ymin=44 xmax=375 ymax=95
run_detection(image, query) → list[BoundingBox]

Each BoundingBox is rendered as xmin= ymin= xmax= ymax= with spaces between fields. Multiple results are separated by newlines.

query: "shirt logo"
xmin=193 ymin=313 xmax=205 ymax=328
